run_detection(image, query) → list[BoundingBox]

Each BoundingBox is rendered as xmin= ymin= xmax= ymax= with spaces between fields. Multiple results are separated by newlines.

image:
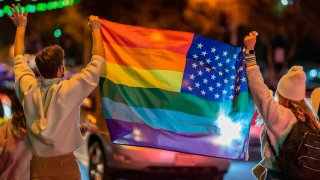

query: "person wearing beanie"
xmin=311 ymin=87 xmax=320 ymax=116
xmin=277 ymin=66 xmax=306 ymax=101
xmin=244 ymin=31 xmax=320 ymax=179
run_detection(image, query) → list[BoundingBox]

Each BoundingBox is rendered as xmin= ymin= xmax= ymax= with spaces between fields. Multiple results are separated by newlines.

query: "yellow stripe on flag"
xmin=101 ymin=63 xmax=183 ymax=92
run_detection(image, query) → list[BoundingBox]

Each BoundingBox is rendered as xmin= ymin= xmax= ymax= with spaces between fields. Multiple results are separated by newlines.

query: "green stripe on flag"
xmin=99 ymin=77 xmax=253 ymax=119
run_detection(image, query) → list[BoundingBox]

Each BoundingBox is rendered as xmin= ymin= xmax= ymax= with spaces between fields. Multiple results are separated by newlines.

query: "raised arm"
xmin=89 ymin=15 xmax=105 ymax=57
xmin=244 ymin=32 xmax=295 ymax=133
xmin=9 ymin=4 xmax=37 ymax=100
xmin=59 ymin=16 xmax=105 ymax=107
xmin=8 ymin=4 xmax=28 ymax=56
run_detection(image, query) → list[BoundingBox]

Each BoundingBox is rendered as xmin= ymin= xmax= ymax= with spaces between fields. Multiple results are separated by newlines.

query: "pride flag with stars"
xmin=99 ymin=19 xmax=254 ymax=160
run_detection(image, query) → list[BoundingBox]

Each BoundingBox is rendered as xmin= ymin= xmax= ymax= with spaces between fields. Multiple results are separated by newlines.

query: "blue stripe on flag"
xmin=102 ymin=97 xmax=252 ymax=134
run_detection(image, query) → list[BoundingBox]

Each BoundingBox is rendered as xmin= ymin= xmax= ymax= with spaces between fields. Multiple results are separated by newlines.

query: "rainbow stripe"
xmin=100 ymin=19 xmax=254 ymax=160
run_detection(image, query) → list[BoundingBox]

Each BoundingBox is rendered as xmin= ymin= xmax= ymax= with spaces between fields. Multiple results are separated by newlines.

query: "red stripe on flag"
xmin=100 ymin=19 xmax=194 ymax=55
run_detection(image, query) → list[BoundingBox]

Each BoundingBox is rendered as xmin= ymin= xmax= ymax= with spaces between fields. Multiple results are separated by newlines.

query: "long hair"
xmin=10 ymin=93 xmax=26 ymax=139
xmin=276 ymin=92 xmax=320 ymax=132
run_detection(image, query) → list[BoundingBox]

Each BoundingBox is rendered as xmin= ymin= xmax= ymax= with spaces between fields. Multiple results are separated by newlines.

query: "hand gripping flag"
xmin=99 ymin=19 xmax=254 ymax=160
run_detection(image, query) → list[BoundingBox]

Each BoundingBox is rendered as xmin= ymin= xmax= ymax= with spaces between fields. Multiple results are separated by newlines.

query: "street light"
xmin=281 ymin=0 xmax=289 ymax=6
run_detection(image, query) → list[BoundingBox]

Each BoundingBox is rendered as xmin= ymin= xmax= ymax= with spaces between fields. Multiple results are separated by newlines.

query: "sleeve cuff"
xmin=91 ymin=55 xmax=105 ymax=61
xmin=14 ymin=55 xmax=25 ymax=59
xmin=14 ymin=55 xmax=27 ymax=63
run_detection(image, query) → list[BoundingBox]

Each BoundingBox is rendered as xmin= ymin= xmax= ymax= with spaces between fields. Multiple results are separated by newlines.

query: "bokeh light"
xmin=54 ymin=28 xmax=62 ymax=38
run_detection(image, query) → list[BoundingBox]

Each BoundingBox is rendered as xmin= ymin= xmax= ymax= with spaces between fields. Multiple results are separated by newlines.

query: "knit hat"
xmin=277 ymin=66 xmax=306 ymax=101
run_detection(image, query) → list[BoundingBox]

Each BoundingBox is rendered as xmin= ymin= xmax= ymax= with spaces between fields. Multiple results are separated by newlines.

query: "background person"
xmin=0 ymin=92 xmax=32 ymax=180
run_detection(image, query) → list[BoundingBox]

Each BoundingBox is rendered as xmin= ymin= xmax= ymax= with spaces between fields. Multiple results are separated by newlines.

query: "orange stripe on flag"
xmin=101 ymin=19 xmax=194 ymax=55
xmin=104 ymin=43 xmax=186 ymax=71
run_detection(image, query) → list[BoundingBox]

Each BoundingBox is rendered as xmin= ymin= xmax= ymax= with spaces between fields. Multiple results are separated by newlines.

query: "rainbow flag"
xmin=99 ymin=19 xmax=254 ymax=160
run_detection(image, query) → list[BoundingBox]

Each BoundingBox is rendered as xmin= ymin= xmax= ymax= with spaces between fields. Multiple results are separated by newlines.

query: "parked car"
xmin=75 ymin=88 xmax=231 ymax=180
xmin=0 ymin=78 xmax=15 ymax=126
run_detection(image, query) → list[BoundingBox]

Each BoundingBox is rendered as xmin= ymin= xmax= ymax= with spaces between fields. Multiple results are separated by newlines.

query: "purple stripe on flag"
xmin=106 ymin=119 xmax=249 ymax=160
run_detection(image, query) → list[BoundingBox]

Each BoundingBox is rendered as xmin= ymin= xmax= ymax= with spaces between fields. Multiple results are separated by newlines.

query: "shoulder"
xmin=267 ymin=105 xmax=297 ymax=137
xmin=311 ymin=88 xmax=320 ymax=110
xmin=311 ymin=88 xmax=320 ymax=100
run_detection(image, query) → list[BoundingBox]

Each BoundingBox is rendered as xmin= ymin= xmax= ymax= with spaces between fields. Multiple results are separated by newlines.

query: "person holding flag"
xmin=245 ymin=31 xmax=320 ymax=179
xmin=9 ymin=4 xmax=105 ymax=179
